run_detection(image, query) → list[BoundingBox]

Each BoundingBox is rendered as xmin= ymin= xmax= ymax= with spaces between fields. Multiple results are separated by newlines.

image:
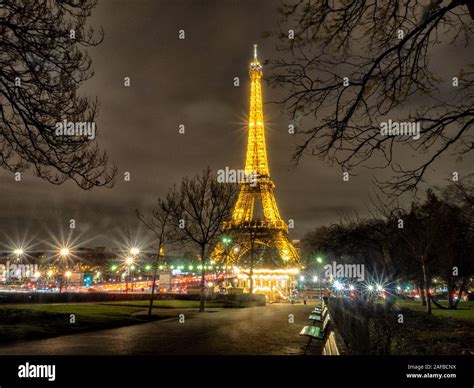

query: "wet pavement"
xmin=0 ymin=302 xmax=324 ymax=355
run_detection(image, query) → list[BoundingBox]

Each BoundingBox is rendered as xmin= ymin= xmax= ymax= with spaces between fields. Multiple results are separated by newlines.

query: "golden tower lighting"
xmin=212 ymin=45 xmax=301 ymax=285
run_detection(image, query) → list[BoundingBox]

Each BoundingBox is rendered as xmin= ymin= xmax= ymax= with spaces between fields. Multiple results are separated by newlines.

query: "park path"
xmin=0 ymin=302 xmax=323 ymax=355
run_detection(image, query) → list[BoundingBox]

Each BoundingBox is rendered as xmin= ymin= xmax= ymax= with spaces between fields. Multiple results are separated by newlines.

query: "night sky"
xmin=0 ymin=0 xmax=472 ymax=251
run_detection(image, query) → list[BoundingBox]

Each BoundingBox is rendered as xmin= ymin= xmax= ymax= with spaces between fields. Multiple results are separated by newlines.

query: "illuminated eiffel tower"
xmin=212 ymin=45 xmax=300 ymax=269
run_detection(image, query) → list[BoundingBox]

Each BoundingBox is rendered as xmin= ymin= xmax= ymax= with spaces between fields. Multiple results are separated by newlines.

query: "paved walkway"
xmin=0 ymin=302 xmax=323 ymax=355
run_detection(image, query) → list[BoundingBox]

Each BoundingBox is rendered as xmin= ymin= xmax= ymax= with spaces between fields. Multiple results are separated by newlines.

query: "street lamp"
xmin=58 ymin=247 xmax=70 ymax=292
xmin=125 ymin=256 xmax=134 ymax=293
xmin=221 ymin=236 xmax=233 ymax=286
xmin=60 ymin=247 xmax=70 ymax=257
xmin=13 ymin=248 xmax=24 ymax=262
xmin=128 ymin=248 xmax=139 ymax=292
xmin=65 ymin=270 xmax=72 ymax=291
xmin=315 ymin=256 xmax=324 ymax=303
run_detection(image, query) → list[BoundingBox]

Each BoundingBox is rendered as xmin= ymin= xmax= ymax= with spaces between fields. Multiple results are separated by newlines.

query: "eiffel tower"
xmin=212 ymin=45 xmax=300 ymax=269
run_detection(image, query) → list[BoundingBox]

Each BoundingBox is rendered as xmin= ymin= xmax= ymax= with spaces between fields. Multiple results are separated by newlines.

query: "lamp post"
xmin=59 ymin=247 xmax=70 ymax=293
xmin=125 ymin=256 xmax=134 ymax=293
xmin=129 ymin=248 xmax=139 ymax=292
xmin=13 ymin=248 xmax=24 ymax=263
xmin=65 ymin=270 xmax=72 ymax=291
xmin=316 ymin=256 xmax=323 ymax=303
xmin=221 ymin=236 xmax=232 ymax=288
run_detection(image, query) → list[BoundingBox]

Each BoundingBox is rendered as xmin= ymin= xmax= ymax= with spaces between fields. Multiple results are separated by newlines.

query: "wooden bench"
xmin=300 ymin=313 xmax=331 ymax=354
xmin=322 ymin=331 xmax=340 ymax=355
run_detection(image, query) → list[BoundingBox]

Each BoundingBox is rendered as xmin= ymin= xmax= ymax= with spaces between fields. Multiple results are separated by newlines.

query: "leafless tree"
xmin=1 ymin=0 xmax=116 ymax=189
xmin=268 ymin=0 xmax=474 ymax=195
xmin=170 ymin=168 xmax=237 ymax=312
xmin=136 ymin=193 xmax=177 ymax=316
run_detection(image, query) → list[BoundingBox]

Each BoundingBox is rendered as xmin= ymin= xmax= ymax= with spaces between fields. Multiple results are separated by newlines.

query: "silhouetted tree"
xmin=269 ymin=0 xmax=474 ymax=195
xmin=136 ymin=193 xmax=177 ymax=316
xmin=1 ymin=0 xmax=116 ymax=189
xmin=170 ymin=168 xmax=237 ymax=312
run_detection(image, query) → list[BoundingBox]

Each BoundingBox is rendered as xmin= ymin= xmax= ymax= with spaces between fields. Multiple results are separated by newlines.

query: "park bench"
xmin=311 ymin=301 xmax=326 ymax=314
xmin=322 ymin=331 xmax=340 ymax=355
xmin=300 ymin=313 xmax=331 ymax=354
xmin=308 ymin=305 xmax=328 ymax=324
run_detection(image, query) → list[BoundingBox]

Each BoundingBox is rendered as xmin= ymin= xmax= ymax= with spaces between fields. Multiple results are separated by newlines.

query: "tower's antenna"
xmin=253 ymin=44 xmax=258 ymax=61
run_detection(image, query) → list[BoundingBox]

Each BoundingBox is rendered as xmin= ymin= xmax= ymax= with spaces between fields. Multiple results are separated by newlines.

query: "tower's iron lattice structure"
xmin=212 ymin=45 xmax=300 ymax=269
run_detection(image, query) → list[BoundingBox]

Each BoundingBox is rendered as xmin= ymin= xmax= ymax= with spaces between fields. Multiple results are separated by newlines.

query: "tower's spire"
xmin=246 ymin=45 xmax=268 ymax=177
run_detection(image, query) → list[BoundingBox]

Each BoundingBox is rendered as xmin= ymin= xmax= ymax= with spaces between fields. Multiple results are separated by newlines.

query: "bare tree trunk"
xmin=453 ymin=279 xmax=468 ymax=309
xmin=421 ymin=260 xmax=431 ymax=314
xmin=147 ymin=252 xmax=160 ymax=316
xmin=432 ymin=279 xmax=467 ymax=309
xmin=199 ymin=246 xmax=206 ymax=312
xmin=430 ymin=296 xmax=446 ymax=309
xmin=418 ymin=284 xmax=426 ymax=306
xmin=447 ymin=282 xmax=454 ymax=309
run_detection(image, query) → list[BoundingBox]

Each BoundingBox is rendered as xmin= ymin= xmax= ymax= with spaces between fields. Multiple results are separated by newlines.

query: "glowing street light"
xmin=334 ymin=280 xmax=343 ymax=291
xmin=58 ymin=247 xmax=71 ymax=293
xmin=59 ymin=247 xmax=70 ymax=257
xmin=315 ymin=257 xmax=324 ymax=302
xmin=367 ymin=285 xmax=374 ymax=291
xmin=221 ymin=236 xmax=232 ymax=245
xmin=312 ymin=276 xmax=318 ymax=283
xmin=14 ymin=248 xmax=24 ymax=256
xmin=13 ymin=248 xmax=24 ymax=263
xmin=130 ymin=247 xmax=140 ymax=256
xmin=125 ymin=256 xmax=135 ymax=293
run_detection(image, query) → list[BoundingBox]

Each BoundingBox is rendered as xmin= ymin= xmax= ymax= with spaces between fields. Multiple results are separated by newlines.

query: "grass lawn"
xmin=389 ymin=300 xmax=474 ymax=354
xmin=0 ymin=299 xmax=223 ymax=344
xmin=395 ymin=300 xmax=474 ymax=323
